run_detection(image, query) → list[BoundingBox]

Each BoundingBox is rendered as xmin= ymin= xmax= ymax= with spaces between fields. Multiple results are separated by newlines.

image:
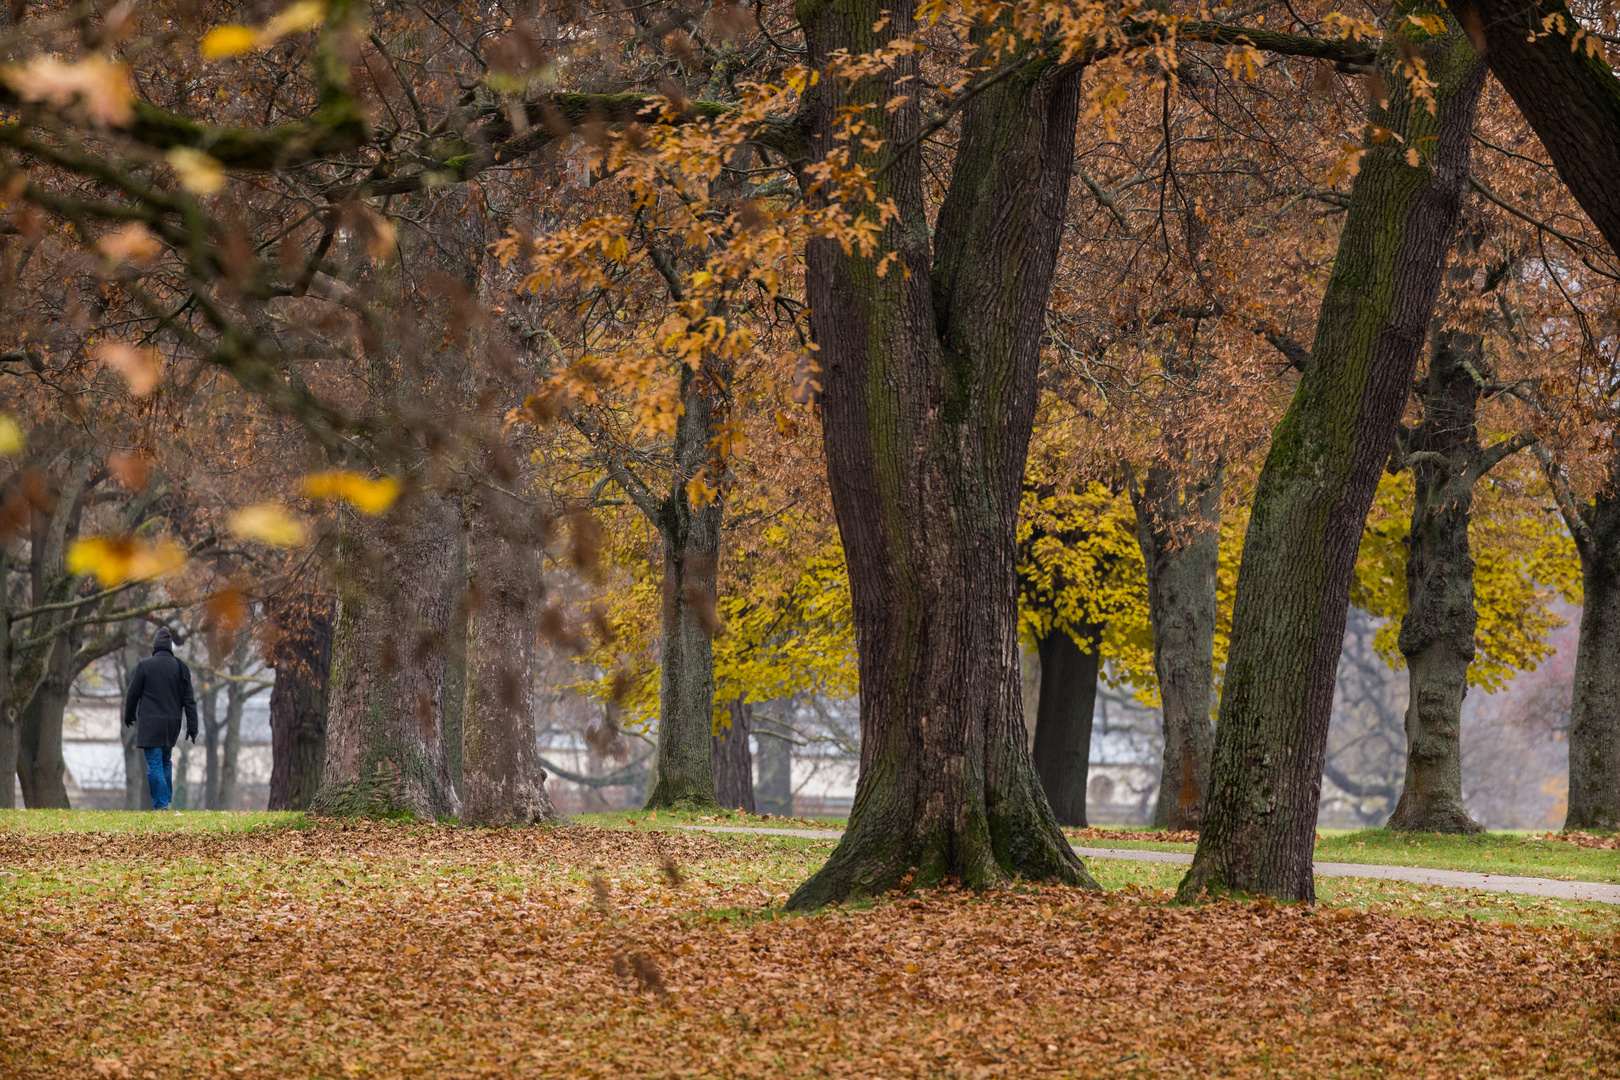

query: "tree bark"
xmin=1131 ymin=462 xmax=1222 ymax=831
xmin=1179 ymin=11 xmax=1486 ymax=902
xmin=1457 ymin=0 xmax=1620 ymax=256
xmin=1548 ymin=454 xmax=1620 ymax=830
xmin=1031 ymin=628 xmax=1099 ymax=827
xmin=1387 ymin=328 xmax=1494 ymax=833
xmin=16 ymin=635 xmax=74 ymax=809
xmin=784 ymin=3 xmax=1097 ymax=908
xmin=443 ymin=524 xmax=470 ymax=803
xmin=713 ymin=698 xmax=756 ymax=813
xmin=311 ymin=496 xmax=463 ymax=820
xmin=268 ymin=597 xmax=334 ymax=811
xmin=753 ymin=710 xmax=794 ymax=815
xmin=461 ymin=491 xmax=562 ymax=827
xmin=200 ymin=675 xmax=221 ymax=809
xmin=217 ymin=675 xmax=245 ymax=811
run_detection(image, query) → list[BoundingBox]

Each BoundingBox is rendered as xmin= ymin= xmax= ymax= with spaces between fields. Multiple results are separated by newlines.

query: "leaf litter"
xmin=1 ymin=821 xmax=1615 ymax=1079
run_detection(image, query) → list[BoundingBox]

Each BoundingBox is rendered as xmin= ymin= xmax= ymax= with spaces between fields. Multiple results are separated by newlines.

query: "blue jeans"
xmin=143 ymin=746 xmax=173 ymax=810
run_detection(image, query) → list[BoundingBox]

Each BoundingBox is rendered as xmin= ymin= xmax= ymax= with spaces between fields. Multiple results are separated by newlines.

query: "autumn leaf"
xmin=302 ymin=470 xmax=402 ymax=514
xmin=96 ymin=223 xmax=162 ymax=263
xmin=94 ymin=343 xmax=162 ymax=396
xmin=200 ymin=3 xmax=326 ymax=59
xmin=0 ymin=414 xmax=23 ymax=456
xmin=167 ymin=147 xmax=226 ymax=194
xmin=0 ymin=54 xmax=133 ymax=125
xmin=229 ymin=502 xmax=311 ymax=547
xmin=66 ymin=536 xmax=187 ymax=586
xmin=199 ymin=25 xmax=259 ymax=59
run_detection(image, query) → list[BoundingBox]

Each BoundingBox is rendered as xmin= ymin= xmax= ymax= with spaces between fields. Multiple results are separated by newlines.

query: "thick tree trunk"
xmin=443 ymin=525 xmax=470 ymax=802
xmin=17 ymin=637 xmax=73 ymax=809
xmin=268 ymin=598 xmax=334 ymax=811
xmin=461 ymin=492 xmax=561 ymax=827
xmin=785 ymin=3 xmax=1096 ymax=908
xmin=1458 ymin=0 xmax=1620 ymax=256
xmin=1031 ymin=628 xmax=1099 ymax=827
xmin=1388 ymin=329 xmax=1489 ymax=833
xmin=1132 ymin=462 xmax=1222 ymax=831
xmin=713 ymin=698 xmax=756 ymax=813
xmin=311 ymin=497 xmax=463 ymax=820
xmin=1180 ymin=12 xmax=1486 ymax=902
xmin=1563 ymin=476 xmax=1620 ymax=830
xmin=753 ymin=710 xmax=794 ymax=815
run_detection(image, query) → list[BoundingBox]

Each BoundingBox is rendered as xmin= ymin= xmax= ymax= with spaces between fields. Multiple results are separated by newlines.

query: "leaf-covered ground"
xmin=2 ymin=819 xmax=1616 ymax=1079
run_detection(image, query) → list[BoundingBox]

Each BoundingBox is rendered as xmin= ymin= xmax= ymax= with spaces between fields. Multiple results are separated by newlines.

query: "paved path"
xmin=673 ymin=825 xmax=1620 ymax=905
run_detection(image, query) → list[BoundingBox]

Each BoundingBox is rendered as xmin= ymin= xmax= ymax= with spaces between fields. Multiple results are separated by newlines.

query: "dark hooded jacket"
xmin=123 ymin=628 xmax=199 ymax=749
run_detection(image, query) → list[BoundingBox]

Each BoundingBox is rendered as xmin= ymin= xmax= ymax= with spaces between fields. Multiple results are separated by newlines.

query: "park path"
xmin=673 ymin=825 xmax=1620 ymax=905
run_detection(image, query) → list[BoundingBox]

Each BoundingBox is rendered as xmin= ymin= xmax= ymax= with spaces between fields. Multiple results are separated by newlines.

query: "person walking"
xmin=122 ymin=627 xmax=199 ymax=810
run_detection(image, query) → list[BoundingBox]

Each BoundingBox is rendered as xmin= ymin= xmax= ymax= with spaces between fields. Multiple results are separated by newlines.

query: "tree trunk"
xmin=461 ymin=492 xmax=561 ymax=827
xmin=311 ymin=496 xmax=463 ymax=820
xmin=784 ymin=4 xmax=1096 ymax=908
xmin=17 ymin=637 xmax=74 ymax=809
xmin=1031 ymin=628 xmax=1099 ymax=827
xmin=713 ymin=698 xmax=756 ymax=813
xmin=172 ymin=742 xmax=191 ymax=810
xmin=753 ymin=710 xmax=794 ymax=816
xmin=1179 ymin=13 xmax=1486 ymax=902
xmin=1387 ymin=328 xmax=1490 ymax=833
xmin=443 ymin=523 xmax=470 ymax=803
xmin=1560 ymin=470 xmax=1620 ymax=830
xmin=119 ymin=637 xmax=146 ymax=810
xmin=1458 ymin=0 xmax=1620 ymax=255
xmin=1131 ymin=462 xmax=1222 ymax=831
xmin=201 ymin=676 xmax=221 ymax=810
xmin=268 ymin=597 xmax=334 ymax=811
xmin=218 ymin=677 xmax=245 ymax=811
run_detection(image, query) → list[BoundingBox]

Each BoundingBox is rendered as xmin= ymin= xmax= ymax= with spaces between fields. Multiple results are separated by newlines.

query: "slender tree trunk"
xmin=17 ymin=637 xmax=74 ymax=809
xmin=1388 ymin=328 xmax=1491 ymax=833
xmin=753 ymin=710 xmax=794 ymax=815
xmin=172 ymin=742 xmax=191 ymax=810
xmin=461 ymin=491 xmax=561 ymax=827
xmin=268 ymin=597 xmax=334 ymax=811
xmin=713 ymin=698 xmax=756 ymax=813
xmin=1131 ymin=462 xmax=1222 ymax=831
xmin=201 ymin=677 xmax=221 ymax=810
xmin=1560 ymin=470 xmax=1620 ymax=830
xmin=1180 ymin=11 xmax=1486 ymax=902
xmin=1031 ymin=628 xmax=1099 ymax=827
xmin=218 ymin=678 xmax=245 ymax=811
xmin=785 ymin=4 xmax=1096 ymax=908
xmin=311 ymin=496 xmax=463 ymax=820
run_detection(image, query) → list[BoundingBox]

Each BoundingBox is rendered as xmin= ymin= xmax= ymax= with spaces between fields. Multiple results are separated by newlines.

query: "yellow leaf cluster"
xmin=301 ymin=471 xmax=402 ymax=515
xmin=228 ymin=503 xmax=311 ymax=548
xmin=200 ymin=1 xmax=327 ymax=59
xmin=66 ymin=536 xmax=187 ymax=587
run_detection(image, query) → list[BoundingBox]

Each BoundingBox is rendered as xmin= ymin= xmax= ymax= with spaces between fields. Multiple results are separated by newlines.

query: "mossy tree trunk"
xmin=1179 ymin=8 xmax=1486 ymax=902
xmin=267 ymin=597 xmax=334 ymax=812
xmin=1031 ymin=627 xmax=1100 ymax=827
xmin=784 ymin=1 xmax=1098 ymax=908
xmin=1387 ymin=326 xmax=1528 ymax=832
xmin=461 ymin=489 xmax=562 ymax=827
xmin=312 ymin=497 xmax=463 ymax=820
xmin=1545 ymin=451 xmax=1620 ymax=831
xmin=1131 ymin=462 xmax=1222 ymax=831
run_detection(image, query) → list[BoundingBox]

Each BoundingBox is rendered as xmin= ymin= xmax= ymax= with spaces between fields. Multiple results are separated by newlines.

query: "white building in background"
xmin=50 ymin=697 xmax=274 ymax=810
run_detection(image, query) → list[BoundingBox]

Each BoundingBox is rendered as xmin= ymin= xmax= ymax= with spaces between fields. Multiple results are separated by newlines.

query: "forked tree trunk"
xmin=1550 ymin=455 xmax=1620 ymax=831
xmin=1387 ymin=328 xmax=1499 ymax=834
xmin=1131 ymin=462 xmax=1222 ymax=831
xmin=461 ymin=492 xmax=561 ymax=827
xmin=713 ymin=698 xmax=756 ymax=813
xmin=268 ymin=598 xmax=334 ymax=811
xmin=1179 ymin=11 xmax=1486 ymax=902
xmin=785 ymin=2 xmax=1096 ymax=908
xmin=312 ymin=497 xmax=463 ymax=820
xmin=1031 ymin=627 xmax=1099 ymax=827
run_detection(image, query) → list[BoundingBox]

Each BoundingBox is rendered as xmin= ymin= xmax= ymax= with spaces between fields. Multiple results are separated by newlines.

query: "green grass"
xmin=0 ymin=809 xmax=308 ymax=834
xmin=1312 ymin=828 xmax=1618 ymax=882
xmin=572 ymin=807 xmax=847 ymax=830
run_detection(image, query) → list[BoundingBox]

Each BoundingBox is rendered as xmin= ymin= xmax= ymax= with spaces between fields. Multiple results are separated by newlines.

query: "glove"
xmin=186 ymin=727 xmax=198 ymax=744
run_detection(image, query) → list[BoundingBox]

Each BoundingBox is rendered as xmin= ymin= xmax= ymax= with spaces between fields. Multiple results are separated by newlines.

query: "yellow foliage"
xmin=166 ymin=147 xmax=226 ymax=195
xmin=66 ymin=536 xmax=187 ymax=587
xmin=301 ymin=471 xmax=401 ymax=515
xmin=199 ymin=26 xmax=259 ymax=60
xmin=0 ymin=414 xmax=23 ymax=456
xmin=228 ymin=503 xmax=310 ymax=548
xmin=1351 ymin=469 xmax=1582 ymax=691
